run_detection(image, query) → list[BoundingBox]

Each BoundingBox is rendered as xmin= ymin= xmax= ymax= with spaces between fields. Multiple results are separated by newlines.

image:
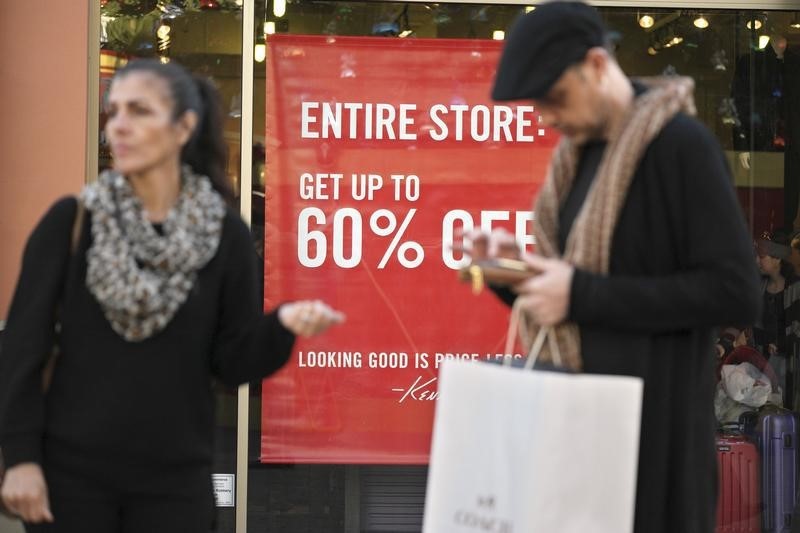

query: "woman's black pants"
xmin=23 ymin=462 xmax=215 ymax=533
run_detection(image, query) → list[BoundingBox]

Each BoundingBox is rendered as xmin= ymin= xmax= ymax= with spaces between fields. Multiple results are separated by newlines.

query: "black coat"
xmin=488 ymin=110 xmax=763 ymax=531
xmin=564 ymin=113 xmax=761 ymax=533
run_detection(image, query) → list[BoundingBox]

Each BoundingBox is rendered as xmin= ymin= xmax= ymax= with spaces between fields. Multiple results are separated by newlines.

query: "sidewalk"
xmin=0 ymin=516 xmax=22 ymax=533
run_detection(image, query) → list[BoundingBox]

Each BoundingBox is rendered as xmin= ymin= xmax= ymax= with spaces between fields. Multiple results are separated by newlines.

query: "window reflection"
xmin=248 ymin=4 xmax=800 ymax=533
xmin=99 ymin=0 xmax=244 ymax=197
xmin=94 ymin=3 xmax=800 ymax=532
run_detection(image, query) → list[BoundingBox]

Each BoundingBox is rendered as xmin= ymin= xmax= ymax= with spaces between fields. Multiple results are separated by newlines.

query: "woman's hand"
xmin=1 ymin=463 xmax=53 ymax=523
xmin=279 ymin=300 xmax=345 ymax=337
xmin=453 ymin=228 xmax=521 ymax=262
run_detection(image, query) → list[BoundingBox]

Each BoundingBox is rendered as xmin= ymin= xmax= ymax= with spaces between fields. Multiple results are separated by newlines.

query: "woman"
xmin=0 ymin=60 xmax=343 ymax=532
xmin=754 ymin=231 xmax=794 ymax=400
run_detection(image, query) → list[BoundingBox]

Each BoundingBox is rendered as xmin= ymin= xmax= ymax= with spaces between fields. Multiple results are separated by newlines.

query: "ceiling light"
xmin=525 ymin=6 xmax=535 ymax=13
xmin=791 ymin=15 xmax=800 ymax=29
xmin=647 ymin=46 xmax=658 ymax=55
xmin=273 ymin=0 xmax=286 ymax=18
xmin=157 ymin=23 xmax=171 ymax=52
xmin=255 ymin=43 xmax=266 ymax=63
xmin=639 ymin=15 xmax=655 ymax=29
xmin=746 ymin=19 xmax=763 ymax=30
xmin=663 ymin=36 xmax=683 ymax=49
xmin=157 ymin=24 xmax=171 ymax=39
xmin=693 ymin=16 xmax=709 ymax=29
xmin=159 ymin=56 xmax=170 ymax=64
xmin=492 ymin=30 xmax=505 ymax=40
xmin=264 ymin=21 xmax=276 ymax=35
xmin=758 ymin=35 xmax=771 ymax=49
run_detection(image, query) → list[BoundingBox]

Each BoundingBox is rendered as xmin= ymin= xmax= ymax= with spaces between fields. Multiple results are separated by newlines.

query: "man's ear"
xmin=584 ymin=47 xmax=610 ymax=83
xmin=176 ymin=110 xmax=199 ymax=147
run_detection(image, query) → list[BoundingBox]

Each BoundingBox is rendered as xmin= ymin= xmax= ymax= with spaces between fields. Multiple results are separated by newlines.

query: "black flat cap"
xmin=492 ymin=1 xmax=607 ymax=101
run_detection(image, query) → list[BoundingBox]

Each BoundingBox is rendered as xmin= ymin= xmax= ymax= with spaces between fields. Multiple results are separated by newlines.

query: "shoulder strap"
xmin=44 ymin=197 xmax=84 ymax=392
xmin=70 ymin=198 xmax=85 ymax=255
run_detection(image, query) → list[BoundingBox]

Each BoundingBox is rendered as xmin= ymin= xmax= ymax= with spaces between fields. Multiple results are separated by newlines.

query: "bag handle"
xmin=503 ymin=299 xmax=563 ymax=370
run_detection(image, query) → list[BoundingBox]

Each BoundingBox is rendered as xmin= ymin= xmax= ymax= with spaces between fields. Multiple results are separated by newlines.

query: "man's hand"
xmin=1 ymin=463 xmax=53 ymax=524
xmin=513 ymin=255 xmax=574 ymax=326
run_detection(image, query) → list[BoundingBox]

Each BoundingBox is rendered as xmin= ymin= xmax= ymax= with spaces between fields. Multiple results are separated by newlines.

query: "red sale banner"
xmin=262 ymin=35 xmax=557 ymax=463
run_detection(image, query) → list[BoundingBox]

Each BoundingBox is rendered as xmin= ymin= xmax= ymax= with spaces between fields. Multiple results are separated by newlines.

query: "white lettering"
xmin=398 ymin=104 xmax=416 ymax=140
xmin=395 ymin=375 xmax=439 ymax=403
xmin=297 ymin=173 xmax=342 ymax=200
xmin=344 ymin=102 xmax=363 ymax=138
xmin=300 ymin=101 xmax=319 ymax=139
xmin=298 ymin=351 xmax=363 ymax=368
xmin=470 ymin=105 xmax=491 ymax=142
xmin=442 ymin=210 xmax=535 ymax=269
xmin=376 ymin=103 xmax=396 ymax=140
xmin=516 ymin=105 xmax=534 ymax=142
xmin=442 ymin=209 xmax=473 ymax=269
xmin=429 ymin=104 xmax=449 ymax=141
xmin=368 ymin=352 xmax=408 ymax=369
xmin=493 ymin=106 xmax=514 ymax=141
xmin=321 ymin=102 xmax=342 ymax=139
xmin=427 ymin=104 xmax=538 ymax=142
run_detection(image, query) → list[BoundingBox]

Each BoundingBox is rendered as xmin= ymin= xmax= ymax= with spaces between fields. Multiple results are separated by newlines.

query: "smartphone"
xmin=458 ymin=258 xmax=538 ymax=293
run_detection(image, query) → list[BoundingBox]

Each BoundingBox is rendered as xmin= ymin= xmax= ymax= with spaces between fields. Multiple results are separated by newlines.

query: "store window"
xmin=251 ymin=4 xmax=800 ymax=532
xmin=95 ymin=2 xmax=800 ymax=532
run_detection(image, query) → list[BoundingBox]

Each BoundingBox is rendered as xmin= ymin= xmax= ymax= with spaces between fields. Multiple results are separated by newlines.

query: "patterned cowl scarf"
xmin=519 ymin=76 xmax=697 ymax=371
xmin=81 ymin=167 xmax=227 ymax=341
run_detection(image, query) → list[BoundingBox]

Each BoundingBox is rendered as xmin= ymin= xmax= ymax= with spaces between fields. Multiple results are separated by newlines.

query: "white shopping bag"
xmin=423 ymin=329 xmax=643 ymax=533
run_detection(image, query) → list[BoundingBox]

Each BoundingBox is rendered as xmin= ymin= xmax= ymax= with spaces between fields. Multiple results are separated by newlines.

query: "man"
xmin=785 ymin=232 xmax=800 ymax=410
xmin=477 ymin=2 xmax=761 ymax=532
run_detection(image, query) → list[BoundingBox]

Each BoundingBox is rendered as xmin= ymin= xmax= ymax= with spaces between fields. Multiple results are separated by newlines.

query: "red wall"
xmin=0 ymin=3 xmax=89 ymax=319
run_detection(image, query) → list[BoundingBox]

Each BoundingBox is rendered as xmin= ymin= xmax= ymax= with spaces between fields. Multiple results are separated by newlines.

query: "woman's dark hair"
xmin=761 ymin=229 xmax=797 ymax=283
xmin=113 ymin=59 xmax=234 ymax=204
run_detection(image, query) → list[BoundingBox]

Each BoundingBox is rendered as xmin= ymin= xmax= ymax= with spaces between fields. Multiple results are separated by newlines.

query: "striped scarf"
xmin=519 ymin=77 xmax=697 ymax=371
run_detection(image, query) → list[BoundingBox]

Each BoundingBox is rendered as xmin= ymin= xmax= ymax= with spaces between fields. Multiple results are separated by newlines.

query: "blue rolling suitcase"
xmin=742 ymin=408 xmax=798 ymax=532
